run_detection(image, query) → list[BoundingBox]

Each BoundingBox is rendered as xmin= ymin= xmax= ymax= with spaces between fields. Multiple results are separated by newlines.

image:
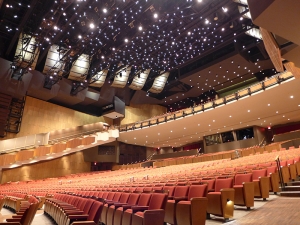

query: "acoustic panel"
xmin=129 ymin=69 xmax=150 ymax=90
xmin=15 ymin=33 xmax=40 ymax=70
xmin=43 ymin=44 xmax=67 ymax=76
xmin=111 ymin=66 xmax=131 ymax=88
xmin=68 ymin=54 xmax=90 ymax=81
xmin=89 ymin=69 xmax=108 ymax=88
xmin=148 ymin=72 xmax=170 ymax=93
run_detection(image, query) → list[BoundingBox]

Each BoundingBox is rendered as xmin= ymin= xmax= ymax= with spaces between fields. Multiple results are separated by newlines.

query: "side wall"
xmin=121 ymin=103 xmax=166 ymax=125
xmin=2 ymin=96 xmax=111 ymax=140
xmin=1 ymin=151 xmax=90 ymax=183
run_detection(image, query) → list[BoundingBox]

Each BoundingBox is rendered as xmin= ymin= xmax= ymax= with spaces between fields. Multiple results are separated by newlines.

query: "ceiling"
xmin=0 ymin=0 xmax=282 ymax=115
xmin=118 ymin=77 xmax=300 ymax=148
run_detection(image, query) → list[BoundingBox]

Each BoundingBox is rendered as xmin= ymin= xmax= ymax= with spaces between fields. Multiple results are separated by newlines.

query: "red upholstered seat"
xmin=207 ymin=178 xmax=235 ymax=222
xmin=233 ymin=173 xmax=254 ymax=210
xmin=176 ymin=184 xmax=208 ymax=225
xmin=252 ymin=169 xmax=269 ymax=200
xmin=107 ymin=193 xmax=140 ymax=225
xmin=131 ymin=193 xmax=168 ymax=225
xmin=164 ymin=185 xmax=189 ymax=225
xmin=118 ymin=193 xmax=151 ymax=225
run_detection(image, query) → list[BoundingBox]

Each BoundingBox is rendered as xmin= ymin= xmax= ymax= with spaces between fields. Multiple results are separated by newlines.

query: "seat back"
xmin=187 ymin=184 xmax=208 ymax=199
xmin=252 ymin=169 xmax=267 ymax=181
xmin=127 ymin=193 xmax=140 ymax=205
xmin=280 ymin=161 xmax=287 ymax=167
xmin=267 ymin=166 xmax=277 ymax=175
xmin=135 ymin=187 xmax=144 ymax=193
xmin=87 ymin=201 xmax=103 ymax=223
xmin=214 ymin=178 xmax=233 ymax=192
xmin=173 ymin=186 xmax=189 ymax=197
xmin=21 ymin=203 xmax=39 ymax=225
xmin=143 ymin=187 xmax=153 ymax=193
xmin=234 ymin=173 xmax=252 ymax=185
xmin=83 ymin=199 xmax=95 ymax=214
xmin=287 ymin=159 xmax=294 ymax=165
xmin=118 ymin=193 xmax=130 ymax=203
xmin=201 ymin=178 xmax=215 ymax=190
xmin=112 ymin=192 xmax=122 ymax=201
xmin=137 ymin=193 xmax=151 ymax=206
xmin=106 ymin=192 xmax=115 ymax=200
xmin=148 ymin=193 xmax=168 ymax=210
xmin=163 ymin=186 xmax=175 ymax=197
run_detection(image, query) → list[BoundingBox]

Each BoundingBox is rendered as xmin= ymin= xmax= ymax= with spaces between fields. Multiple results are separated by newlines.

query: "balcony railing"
xmin=120 ymin=71 xmax=294 ymax=132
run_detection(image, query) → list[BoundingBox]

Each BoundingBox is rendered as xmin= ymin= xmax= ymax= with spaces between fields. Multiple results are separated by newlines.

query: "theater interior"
xmin=1 ymin=0 xmax=300 ymax=224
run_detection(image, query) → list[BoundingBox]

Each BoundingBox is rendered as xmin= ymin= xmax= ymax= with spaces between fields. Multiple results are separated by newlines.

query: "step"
xmin=280 ymin=191 xmax=300 ymax=197
xmin=280 ymin=186 xmax=300 ymax=192
xmin=287 ymin=181 xmax=300 ymax=186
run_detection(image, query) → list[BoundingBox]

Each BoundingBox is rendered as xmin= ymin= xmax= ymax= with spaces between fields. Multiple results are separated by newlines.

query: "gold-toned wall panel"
xmin=121 ymin=104 xmax=166 ymax=125
xmin=1 ymin=151 xmax=90 ymax=183
xmin=3 ymin=97 xmax=111 ymax=140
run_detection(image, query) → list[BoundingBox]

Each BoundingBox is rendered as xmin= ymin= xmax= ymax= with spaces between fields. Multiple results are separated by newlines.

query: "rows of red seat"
xmin=0 ymin=148 xmax=299 ymax=224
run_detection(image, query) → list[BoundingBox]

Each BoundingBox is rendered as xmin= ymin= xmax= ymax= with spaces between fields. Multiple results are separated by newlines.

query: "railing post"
xmin=275 ymin=156 xmax=285 ymax=190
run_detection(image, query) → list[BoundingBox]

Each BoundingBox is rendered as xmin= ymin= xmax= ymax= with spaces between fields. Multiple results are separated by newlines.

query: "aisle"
xmin=0 ymin=208 xmax=54 ymax=225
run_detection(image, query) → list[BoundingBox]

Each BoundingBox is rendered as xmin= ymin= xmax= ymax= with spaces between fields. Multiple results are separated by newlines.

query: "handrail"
xmin=120 ymin=71 xmax=294 ymax=132
xmin=48 ymin=129 xmax=101 ymax=145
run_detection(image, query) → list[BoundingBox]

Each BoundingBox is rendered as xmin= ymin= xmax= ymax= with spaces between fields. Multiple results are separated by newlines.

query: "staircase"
xmin=280 ymin=180 xmax=300 ymax=197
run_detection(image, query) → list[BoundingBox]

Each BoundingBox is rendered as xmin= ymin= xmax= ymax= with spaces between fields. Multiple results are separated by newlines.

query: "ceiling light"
xmin=153 ymin=13 xmax=158 ymax=18
xmin=103 ymin=8 xmax=107 ymax=13
xmin=89 ymin=23 xmax=95 ymax=29
xmin=124 ymin=38 xmax=128 ymax=43
xmin=78 ymin=35 xmax=82 ymax=39
xmin=290 ymin=95 xmax=294 ymax=98
xmin=222 ymin=7 xmax=228 ymax=12
xmin=213 ymin=13 xmax=218 ymax=21
xmin=138 ymin=26 xmax=143 ymax=31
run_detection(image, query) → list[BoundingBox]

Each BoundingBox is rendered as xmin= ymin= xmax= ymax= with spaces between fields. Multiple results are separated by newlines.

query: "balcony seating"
xmin=131 ymin=193 xmax=168 ymax=225
xmin=207 ymin=178 xmax=235 ymax=222
xmin=175 ymin=184 xmax=208 ymax=225
xmin=164 ymin=185 xmax=189 ymax=225
xmin=233 ymin=173 xmax=254 ymax=210
xmin=252 ymin=169 xmax=269 ymax=200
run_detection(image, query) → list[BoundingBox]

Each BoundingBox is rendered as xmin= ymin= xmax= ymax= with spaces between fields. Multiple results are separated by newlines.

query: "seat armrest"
xmin=6 ymin=219 xmax=21 ymax=222
xmin=65 ymin=210 xmax=84 ymax=215
xmin=114 ymin=203 xmax=127 ymax=207
xmin=131 ymin=206 xmax=149 ymax=213
xmin=173 ymin=196 xmax=188 ymax=203
xmin=68 ymin=214 xmax=89 ymax=220
xmin=71 ymin=221 xmax=97 ymax=225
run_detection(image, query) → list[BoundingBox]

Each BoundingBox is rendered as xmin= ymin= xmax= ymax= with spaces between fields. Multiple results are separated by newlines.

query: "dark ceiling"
xmin=0 ymin=0 xmax=281 ymax=116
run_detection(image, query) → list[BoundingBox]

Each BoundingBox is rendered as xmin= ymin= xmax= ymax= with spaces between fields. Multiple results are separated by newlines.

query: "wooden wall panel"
xmin=51 ymin=143 xmax=67 ymax=154
xmin=2 ymin=96 xmax=111 ymax=140
xmin=121 ymin=103 xmax=166 ymax=125
xmin=34 ymin=146 xmax=51 ymax=157
xmin=0 ymin=153 xmax=16 ymax=166
xmin=1 ymin=151 xmax=90 ymax=183
xmin=15 ymin=150 xmax=35 ymax=161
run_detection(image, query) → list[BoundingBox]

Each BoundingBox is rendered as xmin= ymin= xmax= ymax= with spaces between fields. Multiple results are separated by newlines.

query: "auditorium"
xmin=0 ymin=0 xmax=300 ymax=224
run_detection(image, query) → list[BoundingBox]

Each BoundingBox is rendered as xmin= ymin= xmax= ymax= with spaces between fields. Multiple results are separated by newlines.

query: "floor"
xmin=0 ymin=195 xmax=298 ymax=225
